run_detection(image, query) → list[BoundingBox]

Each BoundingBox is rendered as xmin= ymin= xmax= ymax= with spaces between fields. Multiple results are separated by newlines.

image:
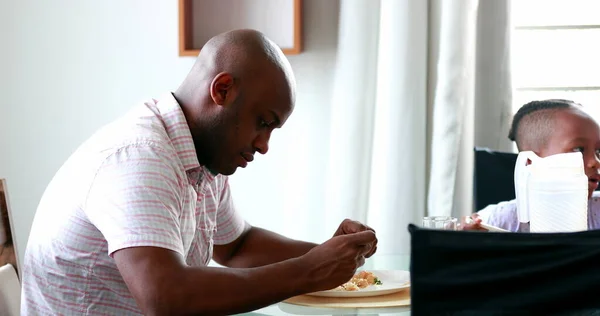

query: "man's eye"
xmin=573 ymin=147 xmax=584 ymax=152
xmin=259 ymin=118 xmax=274 ymax=128
xmin=259 ymin=119 xmax=271 ymax=128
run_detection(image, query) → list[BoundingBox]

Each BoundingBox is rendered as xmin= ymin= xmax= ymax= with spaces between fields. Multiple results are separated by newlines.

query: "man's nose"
xmin=253 ymin=132 xmax=271 ymax=155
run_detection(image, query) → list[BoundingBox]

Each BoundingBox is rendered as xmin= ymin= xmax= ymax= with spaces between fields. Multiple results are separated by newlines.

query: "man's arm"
xmin=114 ymin=247 xmax=305 ymax=316
xmin=114 ymin=231 xmax=376 ymax=316
xmin=213 ymin=219 xmax=377 ymax=268
xmin=213 ymin=225 xmax=317 ymax=268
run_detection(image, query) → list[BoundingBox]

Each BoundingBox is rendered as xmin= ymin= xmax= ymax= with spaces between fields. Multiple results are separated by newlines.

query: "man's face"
xmin=539 ymin=109 xmax=600 ymax=198
xmin=201 ymin=71 xmax=294 ymax=176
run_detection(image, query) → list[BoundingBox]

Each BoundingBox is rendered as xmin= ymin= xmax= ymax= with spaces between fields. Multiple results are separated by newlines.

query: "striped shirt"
xmin=478 ymin=191 xmax=600 ymax=232
xmin=21 ymin=93 xmax=247 ymax=315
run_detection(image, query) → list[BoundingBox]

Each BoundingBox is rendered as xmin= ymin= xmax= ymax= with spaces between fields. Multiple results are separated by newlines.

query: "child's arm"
xmin=462 ymin=200 xmax=520 ymax=232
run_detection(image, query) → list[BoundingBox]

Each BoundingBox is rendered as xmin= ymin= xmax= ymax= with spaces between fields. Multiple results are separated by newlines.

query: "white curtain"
xmin=325 ymin=0 xmax=513 ymax=254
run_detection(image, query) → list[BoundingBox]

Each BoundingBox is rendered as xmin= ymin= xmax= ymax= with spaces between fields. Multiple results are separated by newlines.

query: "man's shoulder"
xmin=84 ymin=98 xmax=175 ymax=155
xmin=106 ymin=98 xmax=171 ymax=142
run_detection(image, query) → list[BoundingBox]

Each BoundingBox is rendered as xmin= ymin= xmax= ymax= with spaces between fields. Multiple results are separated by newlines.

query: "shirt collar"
xmin=153 ymin=93 xmax=218 ymax=187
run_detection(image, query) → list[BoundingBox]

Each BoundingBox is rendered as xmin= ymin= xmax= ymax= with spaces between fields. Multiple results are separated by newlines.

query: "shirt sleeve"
xmin=84 ymin=144 xmax=186 ymax=257
xmin=477 ymin=200 xmax=521 ymax=232
xmin=588 ymin=192 xmax=600 ymax=230
xmin=212 ymin=177 xmax=247 ymax=245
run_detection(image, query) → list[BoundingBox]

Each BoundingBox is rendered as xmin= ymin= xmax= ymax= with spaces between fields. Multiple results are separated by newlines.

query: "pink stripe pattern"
xmin=21 ymin=93 xmax=247 ymax=315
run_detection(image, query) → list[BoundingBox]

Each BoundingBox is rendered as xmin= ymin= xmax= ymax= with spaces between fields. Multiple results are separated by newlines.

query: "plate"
xmin=305 ymin=270 xmax=411 ymax=298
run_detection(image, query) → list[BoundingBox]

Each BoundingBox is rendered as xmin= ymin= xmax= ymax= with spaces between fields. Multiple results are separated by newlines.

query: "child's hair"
xmin=508 ymin=99 xmax=581 ymax=151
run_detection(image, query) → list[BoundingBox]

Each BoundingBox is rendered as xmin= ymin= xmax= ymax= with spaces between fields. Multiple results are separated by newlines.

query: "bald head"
xmin=178 ymin=29 xmax=295 ymax=107
xmin=509 ymin=99 xmax=583 ymax=151
xmin=203 ymin=29 xmax=293 ymax=76
xmin=173 ymin=29 xmax=297 ymax=175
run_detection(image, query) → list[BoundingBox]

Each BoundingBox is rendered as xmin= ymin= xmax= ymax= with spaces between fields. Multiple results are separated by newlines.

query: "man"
xmin=21 ymin=29 xmax=377 ymax=315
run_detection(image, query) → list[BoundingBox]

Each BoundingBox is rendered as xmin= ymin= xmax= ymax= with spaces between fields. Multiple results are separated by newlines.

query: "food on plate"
xmin=332 ymin=271 xmax=382 ymax=291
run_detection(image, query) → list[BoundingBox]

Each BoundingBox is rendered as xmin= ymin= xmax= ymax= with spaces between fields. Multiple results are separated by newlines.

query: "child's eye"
xmin=596 ymin=149 xmax=600 ymax=158
xmin=573 ymin=147 xmax=584 ymax=152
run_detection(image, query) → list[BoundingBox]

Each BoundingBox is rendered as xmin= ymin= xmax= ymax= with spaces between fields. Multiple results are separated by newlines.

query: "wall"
xmin=229 ymin=0 xmax=340 ymax=242
xmin=0 ymin=0 xmax=340 ymax=265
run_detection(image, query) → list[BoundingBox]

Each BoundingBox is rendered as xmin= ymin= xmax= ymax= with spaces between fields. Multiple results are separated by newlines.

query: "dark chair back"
xmin=409 ymin=224 xmax=600 ymax=315
xmin=473 ymin=147 xmax=518 ymax=211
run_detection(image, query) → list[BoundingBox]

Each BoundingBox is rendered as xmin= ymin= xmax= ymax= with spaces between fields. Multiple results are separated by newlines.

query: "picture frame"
xmin=178 ymin=0 xmax=303 ymax=56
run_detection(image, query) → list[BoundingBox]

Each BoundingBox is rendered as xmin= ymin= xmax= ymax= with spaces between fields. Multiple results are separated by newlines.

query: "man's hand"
xmin=333 ymin=219 xmax=378 ymax=258
xmin=298 ymin=230 xmax=377 ymax=292
xmin=113 ymin=224 xmax=376 ymax=314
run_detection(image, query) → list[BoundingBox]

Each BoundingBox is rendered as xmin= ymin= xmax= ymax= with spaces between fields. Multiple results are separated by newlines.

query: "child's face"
xmin=538 ymin=109 xmax=600 ymax=199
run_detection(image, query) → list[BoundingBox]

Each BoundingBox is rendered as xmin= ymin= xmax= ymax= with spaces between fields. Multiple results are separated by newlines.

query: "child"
xmin=465 ymin=99 xmax=600 ymax=232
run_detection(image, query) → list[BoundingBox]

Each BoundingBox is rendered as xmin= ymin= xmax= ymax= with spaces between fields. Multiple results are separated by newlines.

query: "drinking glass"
xmin=422 ymin=216 xmax=458 ymax=230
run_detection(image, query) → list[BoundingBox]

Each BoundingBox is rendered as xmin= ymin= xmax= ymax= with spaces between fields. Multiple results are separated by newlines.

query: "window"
xmin=511 ymin=0 xmax=600 ymax=118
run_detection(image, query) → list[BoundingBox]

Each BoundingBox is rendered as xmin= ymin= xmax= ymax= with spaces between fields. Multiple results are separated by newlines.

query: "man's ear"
xmin=210 ymin=72 xmax=237 ymax=107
